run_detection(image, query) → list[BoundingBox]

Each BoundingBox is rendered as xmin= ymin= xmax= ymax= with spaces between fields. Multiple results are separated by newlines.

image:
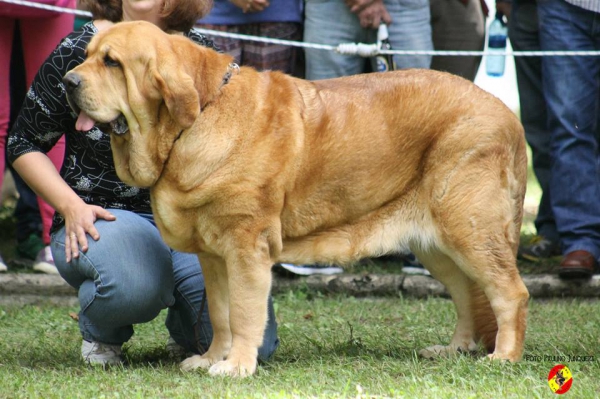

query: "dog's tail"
xmin=470 ymin=283 xmax=498 ymax=353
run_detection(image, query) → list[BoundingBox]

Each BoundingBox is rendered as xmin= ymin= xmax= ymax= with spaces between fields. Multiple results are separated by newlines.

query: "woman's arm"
xmin=12 ymin=152 xmax=115 ymax=262
xmin=9 ymin=25 xmax=116 ymax=261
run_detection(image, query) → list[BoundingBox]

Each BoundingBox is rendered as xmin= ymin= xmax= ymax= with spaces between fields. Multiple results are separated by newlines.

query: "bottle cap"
xmin=495 ymin=12 xmax=507 ymax=25
xmin=377 ymin=24 xmax=390 ymax=43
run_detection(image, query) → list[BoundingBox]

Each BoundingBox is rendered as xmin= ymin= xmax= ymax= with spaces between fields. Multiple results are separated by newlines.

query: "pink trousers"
xmin=0 ymin=6 xmax=75 ymax=245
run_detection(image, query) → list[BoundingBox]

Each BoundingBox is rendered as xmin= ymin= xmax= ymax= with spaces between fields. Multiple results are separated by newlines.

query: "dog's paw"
xmin=208 ymin=359 xmax=257 ymax=378
xmin=419 ymin=343 xmax=478 ymax=359
xmin=486 ymin=353 xmax=517 ymax=362
xmin=180 ymin=354 xmax=214 ymax=371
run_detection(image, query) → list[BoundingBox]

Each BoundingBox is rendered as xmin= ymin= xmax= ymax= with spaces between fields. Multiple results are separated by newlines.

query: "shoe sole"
xmin=276 ymin=263 xmax=343 ymax=276
xmin=402 ymin=266 xmax=432 ymax=276
xmin=558 ymin=268 xmax=594 ymax=279
xmin=33 ymin=262 xmax=60 ymax=275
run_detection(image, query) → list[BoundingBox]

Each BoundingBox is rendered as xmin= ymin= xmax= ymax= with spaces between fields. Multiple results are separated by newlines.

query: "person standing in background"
xmin=496 ymin=0 xmax=561 ymax=262
xmin=429 ymin=0 xmax=487 ymax=81
xmin=303 ymin=0 xmax=432 ymax=80
xmin=196 ymin=0 xmax=303 ymax=76
xmin=537 ymin=0 xmax=600 ymax=278
xmin=0 ymin=0 xmax=76 ymax=274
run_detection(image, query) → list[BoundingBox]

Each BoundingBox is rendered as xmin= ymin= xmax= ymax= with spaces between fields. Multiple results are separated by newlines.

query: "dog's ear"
xmin=152 ymin=59 xmax=200 ymax=129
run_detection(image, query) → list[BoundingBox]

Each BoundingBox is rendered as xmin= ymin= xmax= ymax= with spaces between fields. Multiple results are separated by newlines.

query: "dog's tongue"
xmin=76 ymin=111 xmax=96 ymax=132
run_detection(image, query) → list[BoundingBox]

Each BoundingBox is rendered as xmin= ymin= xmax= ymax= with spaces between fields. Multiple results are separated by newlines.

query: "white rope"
xmin=195 ymin=28 xmax=600 ymax=58
xmin=194 ymin=28 xmax=338 ymax=52
xmin=3 ymin=0 xmax=600 ymax=58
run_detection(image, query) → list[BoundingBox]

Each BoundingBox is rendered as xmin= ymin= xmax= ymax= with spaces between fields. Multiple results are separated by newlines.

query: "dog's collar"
xmin=221 ymin=62 xmax=240 ymax=87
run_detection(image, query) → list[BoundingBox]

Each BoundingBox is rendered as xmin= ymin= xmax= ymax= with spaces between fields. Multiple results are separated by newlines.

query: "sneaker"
xmin=14 ymin=233 xmax=45 ymax=267
xmin=518 ymin=235 xmax=561 ymax=262
xmin=166 ymin=337 xmax=186 ymax=358
xmin=0 ymin=254 xmax=7 ymax=273
xmin=33 ymin=246 xmax=59 ymax=274
xmin=400 ymin=253 xmax=431 ymax=277
xmin=81 ymin=340 xmax=123 ymax=366
xmin=273 ymin=263 xmax=344 ymax=276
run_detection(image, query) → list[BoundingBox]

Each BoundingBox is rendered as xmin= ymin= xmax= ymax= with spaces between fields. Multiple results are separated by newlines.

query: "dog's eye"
xmin=104 ymin=55 xmax=120 ymax=68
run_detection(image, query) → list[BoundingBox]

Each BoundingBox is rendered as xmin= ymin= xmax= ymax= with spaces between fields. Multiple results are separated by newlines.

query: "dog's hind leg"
xmin=414 ymin=249 xmax=481 ymax=359
xmin=455 ymin=248 xmax=528 ymax=362
xmin=434 ymin=199 xmax=529 ymax=361
xmin=180 ymin=254 xmax=232 ymax=372
xmin=423 ymin=138 xmax=528 ymax=361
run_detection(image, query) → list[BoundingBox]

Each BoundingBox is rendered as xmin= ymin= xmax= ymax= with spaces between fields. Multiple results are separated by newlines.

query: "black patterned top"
xmin=7 ymin=22 xmax=215 ymax=233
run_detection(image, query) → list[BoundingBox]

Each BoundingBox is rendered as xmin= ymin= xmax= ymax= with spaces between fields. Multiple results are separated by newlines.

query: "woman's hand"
xmin=62 ymin=203 xmax=116 ymax=262
xmin=229 ymin=0 xmax=269 ymax=13
xmin=12 ymin=152 xmax=117 ymax=262
xmin=345 ymin=0 xmax=375 ymax=14
xmin=356 ymin=0 xmax=392 ymax=29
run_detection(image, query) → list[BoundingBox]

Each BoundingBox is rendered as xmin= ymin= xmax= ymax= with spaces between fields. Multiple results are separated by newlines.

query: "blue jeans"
xmin=303 ymin=0 xmax=432 ymax=80
xmin=51 ymin=210 xmax=279 ymax=361
xmin=509 ymin=0 xmax=558 ymax=243
xmin=537 ymin=0 xmax=600 ymax=258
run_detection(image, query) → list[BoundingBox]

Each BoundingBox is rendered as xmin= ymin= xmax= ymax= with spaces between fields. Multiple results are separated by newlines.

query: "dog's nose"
xmin=63 ymin=73 xmax=82 ymax=94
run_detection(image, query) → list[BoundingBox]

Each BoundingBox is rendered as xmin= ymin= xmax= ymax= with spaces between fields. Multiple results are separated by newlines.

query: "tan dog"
xmin=64 ymin=21 xmax=529 ymax=377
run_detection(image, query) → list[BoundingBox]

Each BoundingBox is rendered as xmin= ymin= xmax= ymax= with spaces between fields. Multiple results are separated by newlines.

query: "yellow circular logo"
xmin=548 ymin=364 xmax=573 ymax=394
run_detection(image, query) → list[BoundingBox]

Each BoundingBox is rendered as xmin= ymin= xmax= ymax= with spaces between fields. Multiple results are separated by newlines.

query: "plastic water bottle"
xmin=375 ymin=24 xmax=396 ymax=72
xmin=486 ymin=12 xmax=508 ymax=77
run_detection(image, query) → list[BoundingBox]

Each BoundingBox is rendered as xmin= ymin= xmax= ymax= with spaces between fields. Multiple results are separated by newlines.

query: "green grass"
xmin=1 ymin=293 xmax=599 ymax=398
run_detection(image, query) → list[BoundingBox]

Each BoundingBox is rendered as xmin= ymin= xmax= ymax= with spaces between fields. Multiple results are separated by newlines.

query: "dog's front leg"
xmin=180 ymin=254 xmax=232 ymax=371
xmin=208 ymin=249 xmax=273 ymax=378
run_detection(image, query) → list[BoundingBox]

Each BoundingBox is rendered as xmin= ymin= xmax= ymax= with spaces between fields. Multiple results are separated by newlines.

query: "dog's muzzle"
xmin=62 ymin=72 xmax=129 ymax=135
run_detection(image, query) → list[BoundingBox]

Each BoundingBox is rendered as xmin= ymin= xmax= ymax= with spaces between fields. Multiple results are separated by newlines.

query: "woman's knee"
xmin=82 ymin=279 xmax=171 ymax=327
xmin=52 ymin=210 xmax=176 ymax=325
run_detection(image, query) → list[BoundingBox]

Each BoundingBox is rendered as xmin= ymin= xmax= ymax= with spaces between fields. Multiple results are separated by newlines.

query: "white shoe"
xmin=33 ymin=246 xmax=59 ymax=274
xmin=400 ymin=253 xmax=432 ymax=277
xmin=0 ymin=255 xmax=7 ymax=273
xmin=274 ymin=263 xmax=344 ymax=276
xmin=81 ymin=340 xmax=123 ymax=366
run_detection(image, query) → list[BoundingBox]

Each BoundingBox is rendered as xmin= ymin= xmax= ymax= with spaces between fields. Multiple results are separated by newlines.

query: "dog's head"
xmin=64 ymin=21 xmax=233 ymax=187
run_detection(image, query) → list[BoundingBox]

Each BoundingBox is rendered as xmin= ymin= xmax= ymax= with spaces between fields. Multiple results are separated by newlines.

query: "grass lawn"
xmin=1 ymin=292 xmax=599 ymax=398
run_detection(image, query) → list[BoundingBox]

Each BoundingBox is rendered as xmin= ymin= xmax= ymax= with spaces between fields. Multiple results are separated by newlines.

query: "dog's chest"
xmin=150 ymin=195 xmax=207 ymax=254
